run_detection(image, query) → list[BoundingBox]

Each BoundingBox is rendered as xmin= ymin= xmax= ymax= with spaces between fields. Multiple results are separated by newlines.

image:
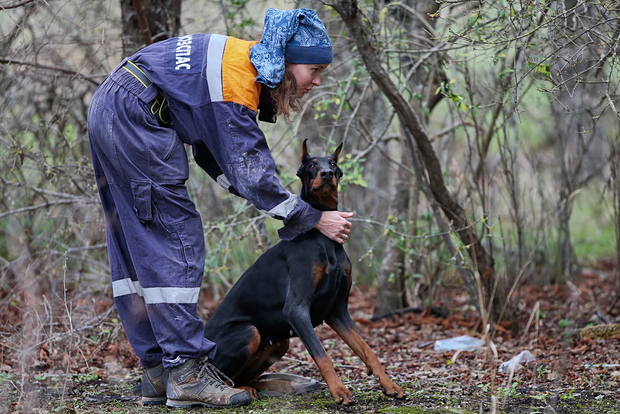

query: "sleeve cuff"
xmin=277 ymin=202 xmax=322 ymax=241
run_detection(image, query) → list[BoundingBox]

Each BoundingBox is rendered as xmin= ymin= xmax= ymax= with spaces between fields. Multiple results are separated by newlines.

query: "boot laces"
xmin=196 ymin=358 xmax=235 ymax=391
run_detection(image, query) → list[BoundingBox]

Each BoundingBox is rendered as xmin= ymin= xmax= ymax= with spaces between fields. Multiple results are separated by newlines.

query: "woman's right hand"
xmin=314 ymin=211 xmax=353 ymax=244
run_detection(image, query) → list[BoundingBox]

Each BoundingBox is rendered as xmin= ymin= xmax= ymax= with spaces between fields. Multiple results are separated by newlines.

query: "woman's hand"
xmin=315 ymin=211 xmax=353 ymax=244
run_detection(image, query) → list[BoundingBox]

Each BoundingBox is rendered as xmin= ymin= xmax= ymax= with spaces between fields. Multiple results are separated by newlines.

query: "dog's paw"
xmin=239 ymin=386 xmax=260 ymax=399
xmin=335 ymin=395 xmax=355 ymax=406
xmin=330 ymin=384 xmax=354 ymax=406
xmin=382 ymin=381 xmax=405 ymax=400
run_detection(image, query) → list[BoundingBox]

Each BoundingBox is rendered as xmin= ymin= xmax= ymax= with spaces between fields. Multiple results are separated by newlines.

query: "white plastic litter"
xmin=433 ymin=335 xmax=485 ymax=351
xmin=498 ymin=350 xmax=535 ymax=374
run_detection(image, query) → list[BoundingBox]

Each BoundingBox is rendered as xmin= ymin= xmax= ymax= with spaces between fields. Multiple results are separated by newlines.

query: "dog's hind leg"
xmin=235 ymin=338 xmax=290 ymax=386
xmin=209 ymin=324 xmax=261 ymax=382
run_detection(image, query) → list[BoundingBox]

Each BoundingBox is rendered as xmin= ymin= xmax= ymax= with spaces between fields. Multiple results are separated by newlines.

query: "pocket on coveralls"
xmin=169 ymin=217 xmax=203 ymax=269
xmin=130 ymin=180 xmax=153 ymax=223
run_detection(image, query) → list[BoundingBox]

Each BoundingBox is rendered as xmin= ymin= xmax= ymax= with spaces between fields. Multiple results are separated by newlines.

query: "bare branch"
xmin=0 ymin=199 xmax=98 ymax=219
xmin=0 ymin=57 xmax=103 ymax=86
xmin=0 ymin=0 xmax=40 ymax=11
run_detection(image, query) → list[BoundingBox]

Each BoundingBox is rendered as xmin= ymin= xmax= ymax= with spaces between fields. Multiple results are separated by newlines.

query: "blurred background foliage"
xmin=0 ymin=0 xmax=618 ymax=341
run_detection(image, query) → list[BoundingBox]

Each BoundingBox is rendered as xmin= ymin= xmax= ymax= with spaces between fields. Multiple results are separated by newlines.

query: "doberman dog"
xmin=204 ymin=140 xmax=404 ymax=405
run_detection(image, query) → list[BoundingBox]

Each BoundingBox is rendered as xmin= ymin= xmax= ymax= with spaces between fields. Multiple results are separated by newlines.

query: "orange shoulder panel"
xmin=221 ymin=38 xmax=261 ymax=112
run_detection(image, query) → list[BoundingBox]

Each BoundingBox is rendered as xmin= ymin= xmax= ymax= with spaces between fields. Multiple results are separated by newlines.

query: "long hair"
xmin=270 ymin=66 xmax=302 ymax=123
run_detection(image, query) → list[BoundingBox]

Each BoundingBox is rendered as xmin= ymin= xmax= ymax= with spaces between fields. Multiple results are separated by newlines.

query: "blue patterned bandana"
xmin=250 ymin=8 xmax=332 ymax=88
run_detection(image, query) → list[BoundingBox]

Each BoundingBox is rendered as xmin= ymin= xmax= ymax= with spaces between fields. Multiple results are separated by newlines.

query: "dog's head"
xmin=296 ymin=139 xmax=343 ymax=211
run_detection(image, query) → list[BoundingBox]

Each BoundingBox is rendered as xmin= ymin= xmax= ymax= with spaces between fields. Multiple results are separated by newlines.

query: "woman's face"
xmin=287 ymin=63 xmax=329 ymax=98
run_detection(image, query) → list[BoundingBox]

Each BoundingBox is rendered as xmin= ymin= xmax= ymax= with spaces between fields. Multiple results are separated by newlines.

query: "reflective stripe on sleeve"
xmin=112 ymin=278 xmax=200 ymax=304
xmin=216 ymin=174 xmax=232 ymax=190
xmin=266 ymin=192 xmax=298 ymax=219
xmin=206 ymin=34 xmax=227 ymax=102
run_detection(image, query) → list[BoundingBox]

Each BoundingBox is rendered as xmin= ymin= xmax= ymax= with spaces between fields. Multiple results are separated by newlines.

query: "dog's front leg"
xmin=326 ymin=310 xmax=405 ymax=400
xmin=283 ymin=305 xmax=354 ymax=405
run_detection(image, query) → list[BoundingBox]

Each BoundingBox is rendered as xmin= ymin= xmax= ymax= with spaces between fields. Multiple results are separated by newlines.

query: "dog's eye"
xmin=308 ymin=163 xmax=315 ymax=169
xmin=330 ymin=162 xmax=337 ymax=167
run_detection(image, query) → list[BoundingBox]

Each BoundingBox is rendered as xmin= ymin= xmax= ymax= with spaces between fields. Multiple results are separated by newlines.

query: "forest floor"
xmin=1 ymin=265 xmax=619 ymax=413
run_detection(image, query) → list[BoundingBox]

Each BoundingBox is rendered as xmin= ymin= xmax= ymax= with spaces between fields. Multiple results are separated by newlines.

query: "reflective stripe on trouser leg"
xmin=90 ymin=147 xmax=164 ymax=368
xmin=87 ymin=75 xmax=216 ymax=368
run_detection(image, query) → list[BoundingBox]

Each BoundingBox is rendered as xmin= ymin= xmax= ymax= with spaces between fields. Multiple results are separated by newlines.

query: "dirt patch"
xmin=1 ymin=268 xmax=619 ymax=413
xmin=6 ymin=375 xmax=619 ymax=413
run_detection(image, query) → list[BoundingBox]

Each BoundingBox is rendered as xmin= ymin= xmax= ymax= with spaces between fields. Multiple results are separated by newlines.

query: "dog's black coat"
xmin=204 ymin=140 xmax=404 ymax=405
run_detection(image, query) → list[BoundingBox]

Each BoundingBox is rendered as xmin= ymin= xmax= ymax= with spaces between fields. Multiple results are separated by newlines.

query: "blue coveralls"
xmin=87 ymin=34 xmax=322 ymax=369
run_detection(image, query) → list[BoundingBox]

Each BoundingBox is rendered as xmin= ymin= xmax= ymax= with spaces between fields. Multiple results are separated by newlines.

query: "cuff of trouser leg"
xmin=163 ymin=340 xmax=217 ymax=369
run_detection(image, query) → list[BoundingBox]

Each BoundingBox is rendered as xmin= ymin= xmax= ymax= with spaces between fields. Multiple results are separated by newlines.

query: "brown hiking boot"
xmin=141 ymin=363 xmax=167 ymax=405
xmin=166 ymin=357 xmax=251 ymax=408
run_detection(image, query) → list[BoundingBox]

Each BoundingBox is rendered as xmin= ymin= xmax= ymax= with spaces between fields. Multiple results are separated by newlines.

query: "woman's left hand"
xmin=315 ymin=211 xmax=353 ymax=244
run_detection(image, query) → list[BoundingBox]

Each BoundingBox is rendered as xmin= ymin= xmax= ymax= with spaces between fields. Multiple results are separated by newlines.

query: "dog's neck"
xmin=300 ymin=185 xmax=338 ymax=212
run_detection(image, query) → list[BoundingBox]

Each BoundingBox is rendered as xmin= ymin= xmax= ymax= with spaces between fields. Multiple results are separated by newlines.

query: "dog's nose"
xmin=320 ymin=170 xmax=334 ymax=179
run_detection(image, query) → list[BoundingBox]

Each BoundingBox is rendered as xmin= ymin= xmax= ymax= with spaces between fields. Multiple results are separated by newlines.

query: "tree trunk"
xmin=120 ymin=0 xmax=181 ymax=56
xmin=373 ymin=0 xmax=447 ymax=318
xmin=330 ymin=0 xmax=497 ymax=318
xmin=373 ymin=141 xmax=409 ymax=316
xmin=547 ymin=0 xmax=610 ymax=283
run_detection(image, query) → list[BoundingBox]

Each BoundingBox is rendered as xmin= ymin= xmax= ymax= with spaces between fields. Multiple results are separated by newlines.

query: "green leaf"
xmin=537 ymin=63 xmax=551 ymax=77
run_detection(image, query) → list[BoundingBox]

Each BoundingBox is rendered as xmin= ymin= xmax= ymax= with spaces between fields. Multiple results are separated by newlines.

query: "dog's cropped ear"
xmin=332 ymin=142 xmax=343 ymax=162
xmin=301 ymin=139 xmax=310 ymax=163
xmin=297 ymin=139 xmax=311 ymax=177
xmin=332 ymin=143 xmax=344 ymax=179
